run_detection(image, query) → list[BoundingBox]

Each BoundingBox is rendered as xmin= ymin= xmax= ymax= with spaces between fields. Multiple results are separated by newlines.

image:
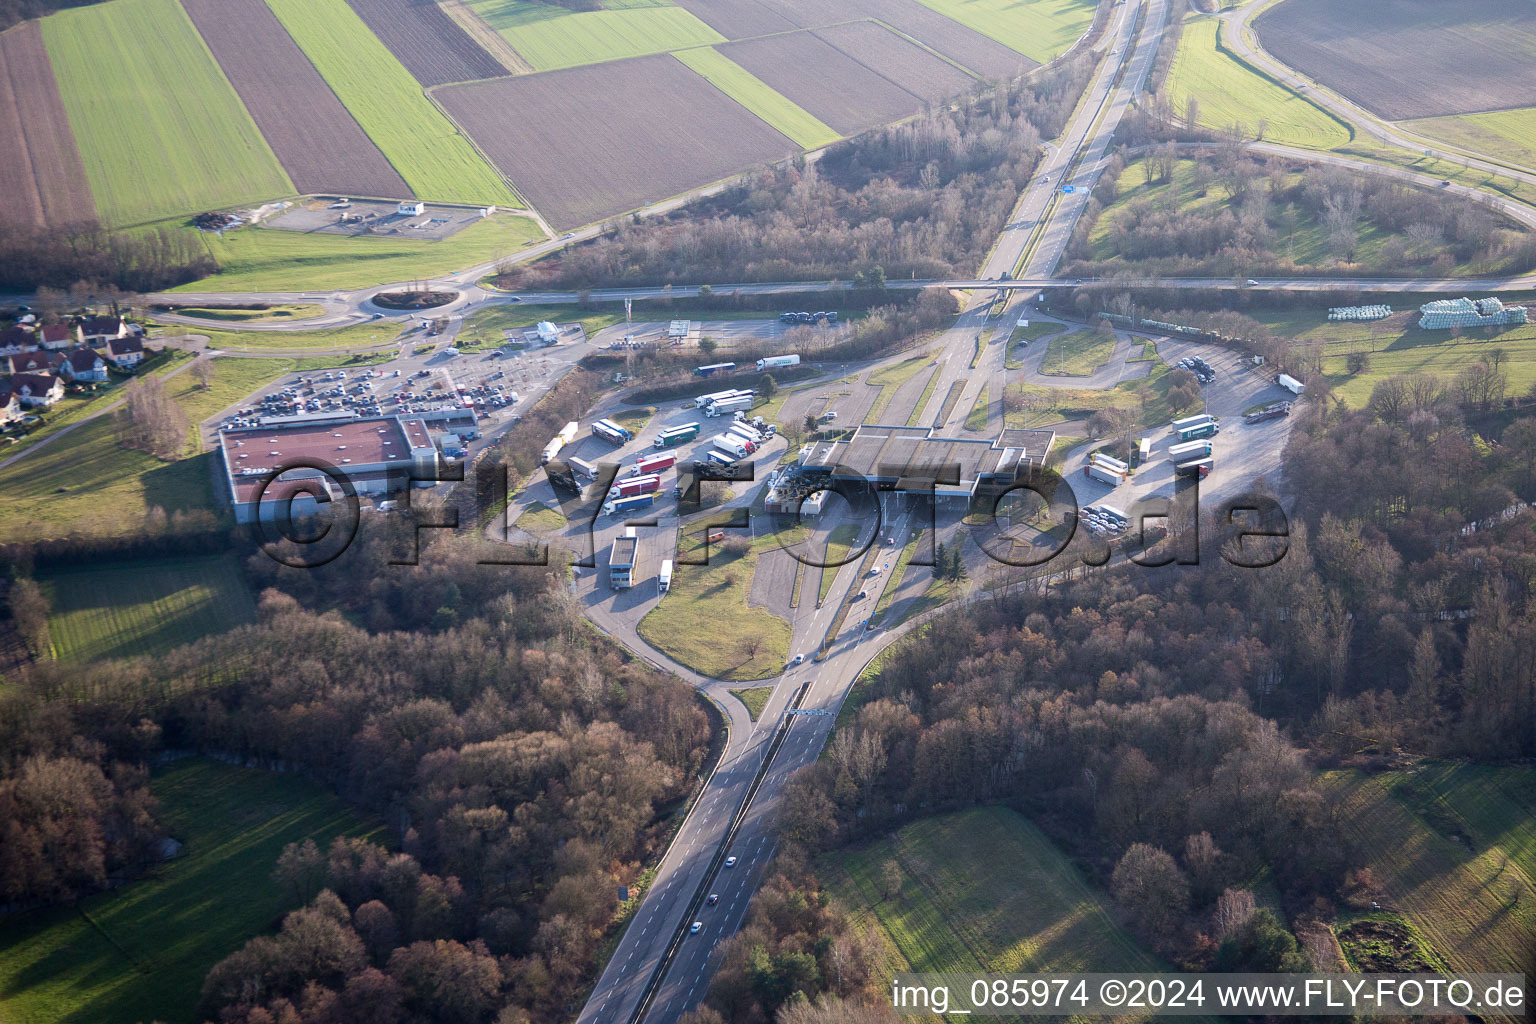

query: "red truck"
xmin=609 ymin=474 xmax=662 ymax=499
xmin=632 ymin=453 xmax=677 ymax=477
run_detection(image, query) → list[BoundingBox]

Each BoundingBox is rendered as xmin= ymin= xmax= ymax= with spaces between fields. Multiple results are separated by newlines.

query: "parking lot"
xmin=263 ymin=197 xmax=490 ymax=239
xmin=1064 ymin=339 xmax=1299 ymax=526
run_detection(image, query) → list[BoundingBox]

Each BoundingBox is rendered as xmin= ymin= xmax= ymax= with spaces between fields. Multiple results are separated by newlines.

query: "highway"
xmin=562 ymin=1 xmax=1173 ymax=1021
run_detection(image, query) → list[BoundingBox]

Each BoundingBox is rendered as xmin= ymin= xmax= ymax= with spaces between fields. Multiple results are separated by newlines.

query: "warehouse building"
xmin=222 ymin=415 xmax=438 ymax=523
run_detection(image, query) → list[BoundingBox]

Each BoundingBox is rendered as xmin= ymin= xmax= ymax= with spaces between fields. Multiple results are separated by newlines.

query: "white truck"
xmin=705 ymin=395 xmax=754 ymax=417
xmin=1087 ymin=462 xmax=1126 ymax=486
xmin=658 ymin=559 xmax=673 ymax=594
xmin=713 ymin=435 xmax=751 ymax=459
xmin=694 ymin=388 xmax=746 ymax=409
xmin=756 ymin=354 xmax=801 ymax=371
xmin=1278 ymin=373 xmax=1305 ymax=395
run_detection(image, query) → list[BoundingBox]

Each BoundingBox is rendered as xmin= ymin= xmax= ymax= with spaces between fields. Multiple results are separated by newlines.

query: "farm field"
xmin=720 ymin=31 xmax=926 ymax=136
xmin=1244 ymin=307 xmax=1536 ymax=407
xmin=909 ymin=0 xmax=1096 ymax=65
xmin=41 ymin=0 xmax=291 ymax=226
xmin=673 ymin=0 xmax=796 ymax=40
xmin=438 ymin=54 xmax=796 ymax=229
xmin=465 ymin=0 xmax=725 ymax=71
xmin=345 ymin=0 xmax=508 ymax=86
xmin=1040 ymin=330 xmax=1113 ymax=376
xmin=181 ymin=0 xmax=408 ymax=200
xmin=823 ymin=807 xmax=1177 ymax=1014
xmin=1324 ymin=764 xmax=1536 ymax=981
xmin=1164 ymin=17 xmax=1350 ymax=150
xmin=856 ymin=0 xmax=1035 ymax=77
xmin=672 ymin=47 xmax=839 ymax=150
xmin=176 ymin=214 xmax=544 ymax=292
xmin=1406 ymin=107 xmax=1536 ymax=174
xmin=0 ymin=21 xmax=93 ymax=227
xmin=638 ymin=530 xmax=791 ymax=681
xmin=812 ymin=21 xmax=975 ymax=104
xmin=39 ymin=555 xmax=256 ymax=662
xmin=0 ymin=758 xmax=379 ymax=1024
xmin=265 ymin=0 xmax=519 ymax=208
xmin=1254 ymin=0 xmax=1536 ymax=121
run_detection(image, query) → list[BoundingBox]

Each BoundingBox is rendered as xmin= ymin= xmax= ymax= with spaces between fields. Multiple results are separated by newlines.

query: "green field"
xmin=824 ymin=807 xmax=1173 ymax=1017
xmin=265 ymin=0 xmax=518 ymax=206
xmin=173 ymin=214 xmax=544 ymax=292
xmin=1324 ymin=763 xmax=1536 ymax=982
xmin=467 ymin=0 xmax=725 ymax=71
xmin=911 ymin=0 xmax=1097 ymax=65
xmin=965 ymin=384 xmax=989 ymax=429
xmin=39 ymin=555 xmax=256 ymax=662
xmin=0 ymin=417 xmax=215 ymax=542
xmin=162 ymin=320 xmax=406 ymax=355
xmin=1245 ymin=307 xmax=1536 ymax=407
xmin=167 ymin=304 xmax=326 ymax=323
xmin=818 ymin=522 xmax=860 ymax=602
xmin=728 ymin=685 xmax=773 ymax=721
xmin=42 ymin=0 xmax=292 ymax=226
xmin=638 ymin=531 xmax=790 ymax=680
xmin=1406 ymin=107 xmax=1536 ymax=175
xmin=673 ymin=48 xmax=840 ymax=149
xmin=1039 ymin=330 xmax=1114 ymax=376
xmin=0 ymin=758 xmax=379 ymax=1024
xmin=864 ymin=353 xmax=935 ymax=423
xmin=515 ymin=500 xmax=569 ymax=533
xmin=1164 ymin=17 xmax=1350 ymax=150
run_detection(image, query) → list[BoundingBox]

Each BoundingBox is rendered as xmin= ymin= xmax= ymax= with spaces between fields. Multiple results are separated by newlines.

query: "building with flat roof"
xmin=221 ymin=415 xmax=438 ymax=523
xmin=766 ymin=424 xmax=1056 ymax=513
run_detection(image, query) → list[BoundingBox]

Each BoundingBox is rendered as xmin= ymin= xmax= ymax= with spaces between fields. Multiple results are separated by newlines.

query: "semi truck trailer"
xmin=756 ymin=354 xmax=801 ymax=371
xmin=591 ymin=419 xmax=631 ymax=445
xmin=705 ymin=395 xmax=754 ymax=417
xmin=653 ymin=423 xmax=701 ymax=447
xmin=632 ymin=453 xmax=677 ymax=476
xmin=602 ymin=493 xmax=656 ymax=517
xmin=609 ymin=474 xmax=662 ymax=499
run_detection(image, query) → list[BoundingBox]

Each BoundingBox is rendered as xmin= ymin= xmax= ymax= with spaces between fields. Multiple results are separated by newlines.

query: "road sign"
xmin=1061 ymin=185 xmax=1076 ymax=194
xmin=787 ymin=708 xmax=832 ymax=717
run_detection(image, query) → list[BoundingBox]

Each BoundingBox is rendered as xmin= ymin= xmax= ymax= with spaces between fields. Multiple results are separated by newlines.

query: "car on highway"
xmin=725 ymin=856 xmax=737 ymax=868
xmin=562 ymin=232 xmax=575 ymax=240
xmin=789 ymin=654 xmax=805 ymax=666
xmin=706 ymin=893 xmax=719 ymax=906
xmin=690 ymin=922 xmax=702 ymax=935
xmin=1246 ymin=279 xmax=1259 ymax=286
xmin=508 ymin=296 xmax=522 ymax=302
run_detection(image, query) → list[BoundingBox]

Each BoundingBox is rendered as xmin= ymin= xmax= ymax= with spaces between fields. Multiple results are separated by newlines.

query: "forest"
xmin=494 ymin=57 xmax=1094 ymax=291
xmin=678 ymin=384 xmax=1536 ymax=1023
xmin=0 ymin=219 xmax=218 ymax=292
xmin=0 ymin=525 xmax=713 ymax=1023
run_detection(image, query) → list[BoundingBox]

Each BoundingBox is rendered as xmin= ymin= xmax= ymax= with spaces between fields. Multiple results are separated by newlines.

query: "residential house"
xmin=6 ymin=350 xmax=63 ymax=375
xmin=38 ymin=324 xmax=73 ymax=349
xmin=79 ymin=315 xmax=129 ymax=346
xmin=0 ymin=382 xmax=21 ymax=427
xmin=60 ymin=345 xmax=109 ymax=383
xmin=103 ymin=336 xmax=145 ymax=368
xmin=0 ymin=325 xmax=33 ymax=355
xmin=11 ymin=371 xmax=64 ymax=408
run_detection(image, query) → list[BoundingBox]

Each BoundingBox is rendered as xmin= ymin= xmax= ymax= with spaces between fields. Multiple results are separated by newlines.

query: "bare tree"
xmin=115 ymin=375 xmax=189 ymax=458
xmin=8 ymin=578 xmax=51 ymax=658
xmin=1213 ymin=887 xmax=1256 ymax=940
xmin=191 ymin=356 xmax=216 ymax=391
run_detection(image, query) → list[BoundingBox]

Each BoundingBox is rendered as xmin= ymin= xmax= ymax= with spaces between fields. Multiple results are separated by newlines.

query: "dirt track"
xmin=0 ymin=21 xmax=94 ymax=227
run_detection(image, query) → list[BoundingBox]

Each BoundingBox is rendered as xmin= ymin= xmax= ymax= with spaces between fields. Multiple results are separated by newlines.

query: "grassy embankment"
xmin=1039 ymin=330 xmax=1115 ymax=376
xmin=1163 ymin=16 xmax=1351 ymax=150
xmin=638 ymin=530 xmax=791 ymax=680
xmin=0 ymin=758 xmax=379 ymax=1024
xmin=38 ymin=555 xmax=256 ymax=662
xmin=728 ymin=686 xmax=773 ymax=721
xmin=862 ymin=353 xmax=934 ymax=424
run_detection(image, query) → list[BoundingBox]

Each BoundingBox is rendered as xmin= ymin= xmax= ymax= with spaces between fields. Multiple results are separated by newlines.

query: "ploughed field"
xmin=0 ymin=21 xmax=92 ymax=227
xmin=437 ymin=53 xmax=798 ymax=229
xmin=180 ymin=0 xmax=409 ymax=200
xmin=1255 ymin=0 xmax=1536 ymax=121
xmin=345 ymin=0 xmax=509 ymax=86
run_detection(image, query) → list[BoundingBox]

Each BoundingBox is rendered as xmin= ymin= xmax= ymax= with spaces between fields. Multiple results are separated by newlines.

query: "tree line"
xmin=0 ymin=219 xmax=217 ymax=293
xmin=494 ymin=58 xmax=1094 ymax=292
xmin=0 ymin=524 xmax=714 ymax=1023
